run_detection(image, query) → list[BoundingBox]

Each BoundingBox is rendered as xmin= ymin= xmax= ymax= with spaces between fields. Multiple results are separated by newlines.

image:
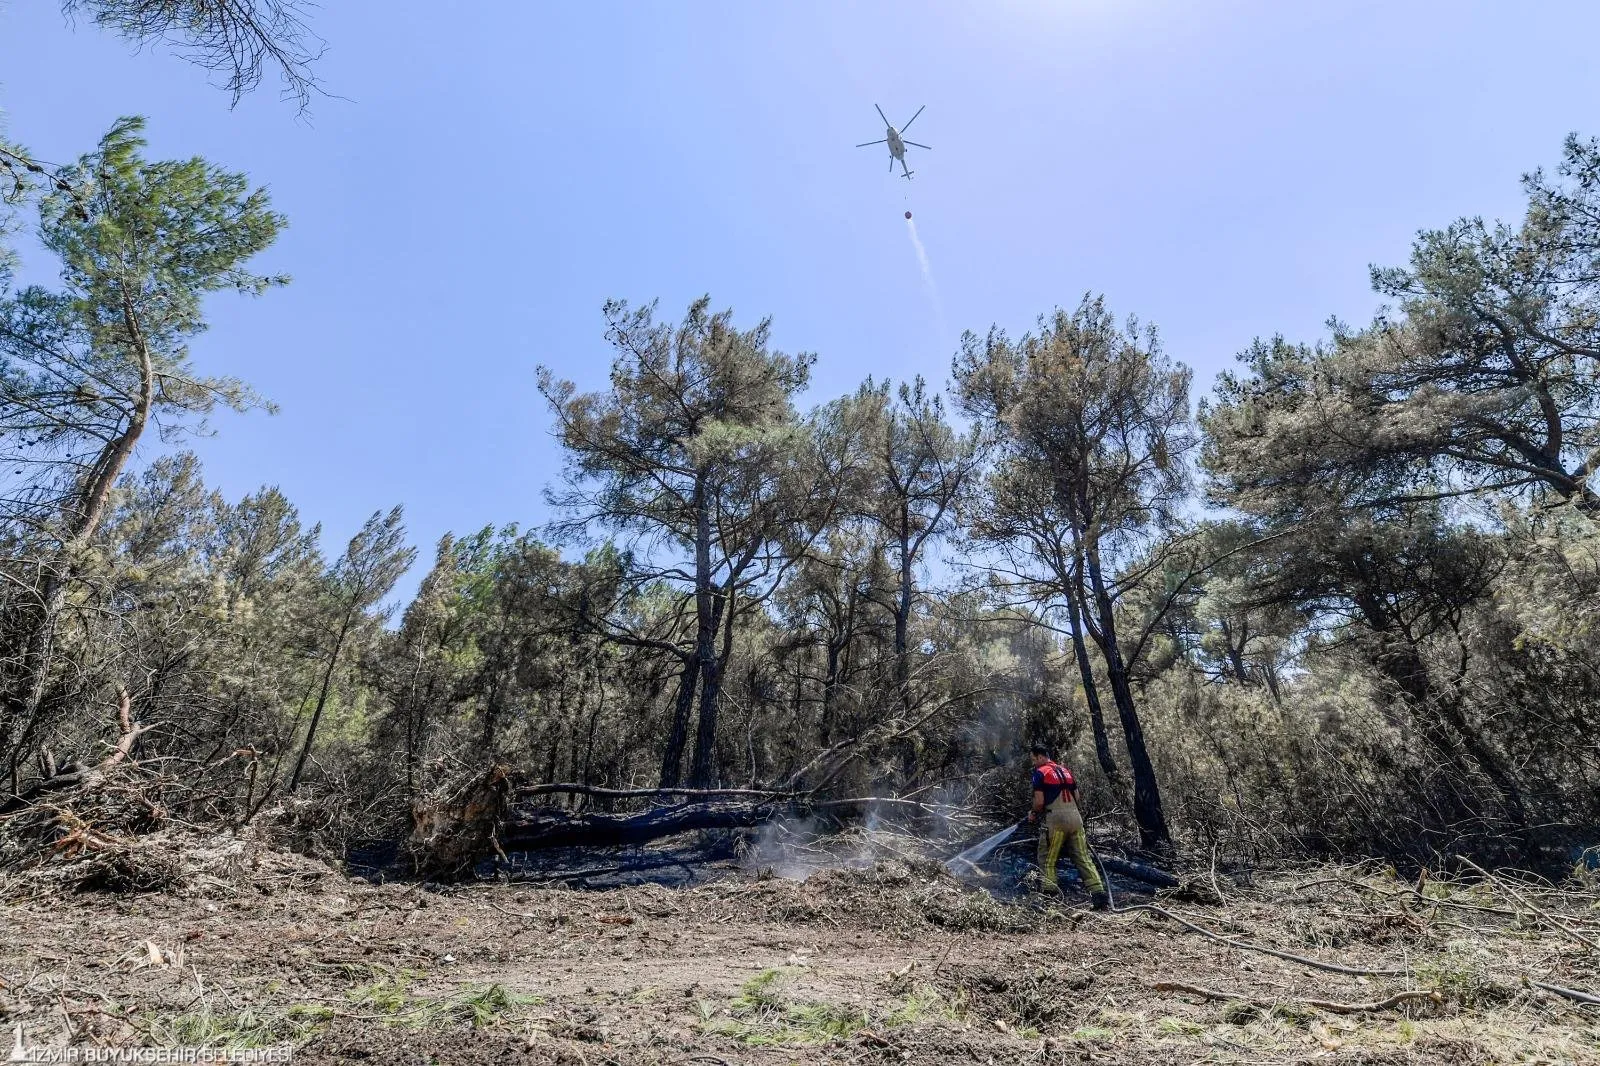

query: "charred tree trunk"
xmin=658 ymin=654 xmax=698 ymax=788
xmin=820 ymin=639 xmax=842 ymax=745
xmin=582 ymin=660 xmax=605 ymax=785
xmin=820 ymin=581 xmax=859 ymax=745
xmin=401 ymin=649 xmax=431 ymax=797
xmin=1083 ymin=542 xmax=1171 ymax=850
xmin=689 ymin=660 xmax=724 ymax=789
xmin=1219 ymin=618 xmax=1251 ymax=686
xmin=1064 ymin=586 xmax=1122 ymax=788
xmin=895 ymin=506 xmax=913 ymax=702
xmin=480 ymin=672 xmax=507 ymax=751
xmin=1261 ymin=659 xmax=1283 ymax=707
xmin=504 ymin=801 xmax=780 ymax=851
xmin=690 ymin=573 xmax=737 ymax=789
xmin=684 ymin=477 xmax=724 ymax=790
xmin=409 ymin=769 xmax=785 ymax=878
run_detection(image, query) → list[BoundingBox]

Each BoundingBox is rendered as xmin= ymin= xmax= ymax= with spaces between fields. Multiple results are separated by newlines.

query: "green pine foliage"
xmin=1 ymin=120 xmax=1597 ymax=872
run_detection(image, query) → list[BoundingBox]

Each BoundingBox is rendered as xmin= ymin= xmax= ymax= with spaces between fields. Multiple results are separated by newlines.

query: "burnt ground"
xmin=2 ymin=838 xmax=1598 ymax=1065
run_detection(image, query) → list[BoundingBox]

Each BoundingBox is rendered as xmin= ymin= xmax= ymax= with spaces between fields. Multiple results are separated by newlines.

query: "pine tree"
xmin=0 ymin=118 xmax=285 ymax=787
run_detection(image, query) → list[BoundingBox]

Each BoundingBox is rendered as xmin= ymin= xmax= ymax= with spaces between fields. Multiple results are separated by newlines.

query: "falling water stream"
xmin=904 ymin=215 xmax=949 ymax=347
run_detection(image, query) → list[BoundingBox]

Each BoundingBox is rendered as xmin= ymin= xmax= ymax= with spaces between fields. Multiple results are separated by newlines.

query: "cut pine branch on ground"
xmin=1153 ymin=981 xmax=1443 ymax=1015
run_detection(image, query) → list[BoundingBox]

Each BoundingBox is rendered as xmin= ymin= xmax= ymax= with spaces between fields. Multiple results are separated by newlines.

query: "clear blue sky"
xmin=3 ymin=1 xmax=1598 ymax=592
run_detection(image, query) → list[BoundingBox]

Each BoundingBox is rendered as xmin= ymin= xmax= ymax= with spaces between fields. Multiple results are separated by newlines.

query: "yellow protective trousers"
xmin=1036 ymin=800 xmax=1104 ymax=894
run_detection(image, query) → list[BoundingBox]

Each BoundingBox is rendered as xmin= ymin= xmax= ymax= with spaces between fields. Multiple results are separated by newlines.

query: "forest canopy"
xmin=2 ymin=121 xmax=1598 ymax=873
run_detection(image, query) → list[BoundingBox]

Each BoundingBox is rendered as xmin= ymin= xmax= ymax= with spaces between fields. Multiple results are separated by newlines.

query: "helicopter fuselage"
xmin=856 ymin=106 xmax=925 ymax=180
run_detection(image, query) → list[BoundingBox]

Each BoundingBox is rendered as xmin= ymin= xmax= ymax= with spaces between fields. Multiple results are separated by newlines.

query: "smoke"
xmin=737 ymin=804 xmax=925 ymax=882
xmin=739 ymin=816 xmax=827 ymax=881
xmin=905 ymin=217 xmax=950 ymax=345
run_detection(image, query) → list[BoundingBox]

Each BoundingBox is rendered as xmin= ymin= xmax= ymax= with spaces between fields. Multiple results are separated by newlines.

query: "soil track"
xmin=3 ymin=854 xmax=1597 ymax=1064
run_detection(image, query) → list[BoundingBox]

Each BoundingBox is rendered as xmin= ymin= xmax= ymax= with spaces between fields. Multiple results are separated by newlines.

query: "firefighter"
xmin=1026 ymin=744 xmax=1110 ymax=910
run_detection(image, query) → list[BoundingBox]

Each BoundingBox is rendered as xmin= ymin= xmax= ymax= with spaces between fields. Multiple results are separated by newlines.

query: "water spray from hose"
xmin=943 ymin=820 xmax=1023 ymax=874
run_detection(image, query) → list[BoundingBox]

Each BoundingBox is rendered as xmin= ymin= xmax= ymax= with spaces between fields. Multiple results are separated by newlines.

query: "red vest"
xmin=1035 ymin=761 xmax=1077 ymax=804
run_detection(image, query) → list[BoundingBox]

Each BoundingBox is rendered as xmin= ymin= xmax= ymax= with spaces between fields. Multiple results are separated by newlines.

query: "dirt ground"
xmin=3 ymin=847 xmax=1598 ymax=1065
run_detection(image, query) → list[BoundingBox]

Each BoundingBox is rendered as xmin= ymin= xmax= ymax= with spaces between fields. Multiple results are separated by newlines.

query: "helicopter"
xmin=856 ymin=104 xmax=930 ymax=179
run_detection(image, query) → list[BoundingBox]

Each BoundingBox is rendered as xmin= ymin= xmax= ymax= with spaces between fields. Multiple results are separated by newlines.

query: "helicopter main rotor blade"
xmin=900 ymin=105 xmax=926 ymax=133
xmin=874 ymin=103 xmax=891 ymax=127
xmin=856 ymin=139 xmax=887 ymax=147
xmin=903 ymin=141 xmax=932 ymax=150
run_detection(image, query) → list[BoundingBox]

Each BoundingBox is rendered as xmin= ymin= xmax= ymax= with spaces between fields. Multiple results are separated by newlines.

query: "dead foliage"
xmin=2 ymin=848 xmax=1597 ymax=1064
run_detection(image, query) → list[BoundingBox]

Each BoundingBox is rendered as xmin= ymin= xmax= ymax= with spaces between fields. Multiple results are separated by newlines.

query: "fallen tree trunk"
xmin=409 ymin=766 xmax=795 ymax=878
xmin=500 ymin=795 xmax=948 ymax=852
xmin=516 ymin=783 xmax=791 ymax=802
xmin=410 ymin=765 xmax=1183 ymax=884
xmin=1101 ymin=855 xmax=1182 ymax=889
xmin=503 ymin=800 xmax=782 ymax=851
